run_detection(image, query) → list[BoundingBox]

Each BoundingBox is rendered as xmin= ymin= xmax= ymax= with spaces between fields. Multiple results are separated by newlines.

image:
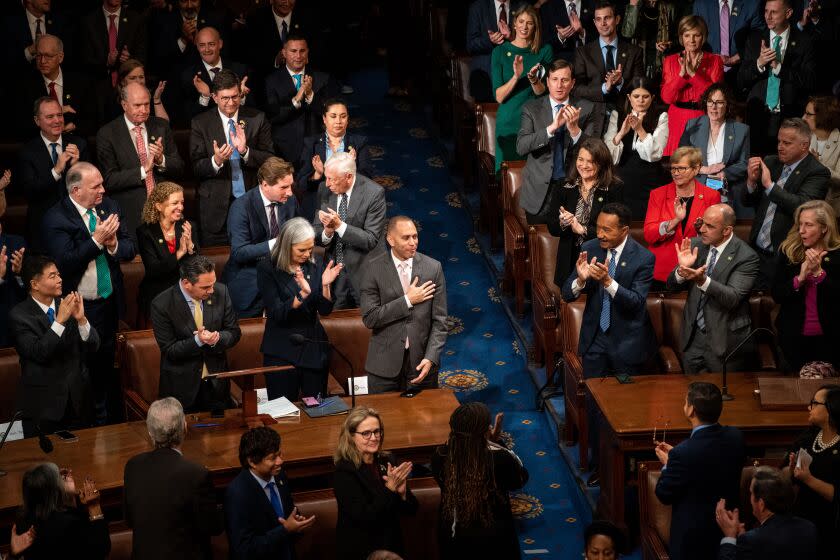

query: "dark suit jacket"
xmin=1 ymin=8 xmax=70 ymax=70
xmin=16 ymin=506 xmax=110 ymax=560
xmin=679 ymin=116 xmax=750 ymax=194
xmin=666 ymin=235 xmax=759 ymax=362
xmin=224 ymin=186 xmax=300 ymax=313
xmin=9 ymin=296 xmax=100 ymax=423
xmin=77 ymin=7 xmax=147 ymax=81
xmin=224 ymin=467 xmax=296 ymax=560
xmin=742 ymin=154 xmax=830 ymax=250
xmin=41 ymin=195 xmax=136 ymax=309
xmin=360 ymin=250 xmax=448 ymax=379
xmin=572 ymin=37 xmax=644 ymax=104
xmin=150 ymin=282 xmax=241 ymax=408
xmin=178 ymin=58 xmax=249 ymax=122
xmin=540 ymin=0 xmax=597 ymax=61
xmin=189 ymin=105 xmax=273 ymax=243
xmin=147 ymin=6 xmax=226 ymax=78
xmin=465 ymin=0 xmax=524 ymax=76
xmin=311 ymin=174 xmax=386 ymax=301
xmin=0 ymin=232 xmax=26 ymax=348
xmin=655 ymin=424 xmax=746 ymax=560
xmin=738 ymin=26 xmax=816 ymax=118
xmin=136 ymin=220 xmax=198 ymax=319
xmin=295 ymin=132 xmax=373 ymax=220
xmin=264 ymin=66 xmax=337 ymax=164
xmin=18 ymin=133 xmax=90 ymax=251
xmin=96 ymin=114 xmax=185 ymax=238
xmin=717 ymin=513 xmax=817 ymax=560
xmin=124 ymin=447 xmax=222 ymax=560
xmin=20 ymin=69 xmax=95 ymax=139
xmin=333 ymin=456 xmax=419 ymax=560
xmin=246 ymin=5 xmax=314 ymax=77
xmin=693 ymin=0 xmax=765 ymax=56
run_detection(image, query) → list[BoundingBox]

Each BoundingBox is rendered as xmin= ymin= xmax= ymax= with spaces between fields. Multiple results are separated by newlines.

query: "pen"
xmin=193 ymin=423 xmax=222 ymax=428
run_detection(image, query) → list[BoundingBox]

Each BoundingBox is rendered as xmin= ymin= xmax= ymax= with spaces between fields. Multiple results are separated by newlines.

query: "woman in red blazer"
xmin=644 ymin=146 xmax=721 ymax=288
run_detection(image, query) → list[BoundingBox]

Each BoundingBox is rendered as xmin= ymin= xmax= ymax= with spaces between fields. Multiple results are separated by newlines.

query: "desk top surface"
xmin=0 ymin=389 xmax=459 ymax=512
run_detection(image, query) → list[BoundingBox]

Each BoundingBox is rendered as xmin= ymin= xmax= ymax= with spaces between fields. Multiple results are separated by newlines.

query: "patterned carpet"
xmin=343 ymin=68 xmax=611 ymax=559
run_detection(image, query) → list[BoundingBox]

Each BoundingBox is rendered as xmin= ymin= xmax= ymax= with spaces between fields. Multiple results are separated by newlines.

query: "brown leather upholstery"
xmin=320 ymin=308 xmax=372 ymax=393
xmin=108 ymin=526 xmax=229 ymax=560
xmin=528 ymin=225 xmax=562 ymax=379
xmin=501 ymin=161 xmax=529 ymax=316
xmin=0 ymin=348 xmax=21 ymax=422
xmin=451 ymin=54 xmax=475 ymax=186
xmin=476 ymin=103 xmax=501 ymax=248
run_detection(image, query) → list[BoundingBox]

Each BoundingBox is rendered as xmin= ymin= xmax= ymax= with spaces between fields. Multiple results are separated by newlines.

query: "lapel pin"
xmin=825 ymin=256 xmax=830 ymax=262
xmin=207 ymin=299 xmax=212 ymax=305
xmin=99 ymin=209 xmax=105 ymax=215
xmin=796 ymin=170 xmax=800 ymax=174
xmin=123 ymin=17 xmax=128 ymax=22
xmin=597 ymin=196 xmax=603 ymax=202
xmin=294 ymin=23 xmax=299 ymax=28
xmin=200 ymin=18 xmax=205 ymax=24
xmin=699 ymin=194 xmax=704 ymax=199
xmin=158 ymin=238 xmax=163 ymax=244
xmin=66 ymin=94 xmax=71 ymax=100
xmin=621 ymin=53 xmax=626 ymax=58
xmin=507 ymin=51 xmax=511 ymax=57
xmin=621 ymin=262 xmax=626 ymax=267
xmin=728 ymin=135 xmax=733 ymax=140
xmin=728 ymin=255 xmax=733 ymax=261
xmin=47 ymin=19 xmax=52 ymax=25
xmin=791 ymin=41 xmax=796 ymax=47
xmin=238 ymin=120 xmax=246 ymax=128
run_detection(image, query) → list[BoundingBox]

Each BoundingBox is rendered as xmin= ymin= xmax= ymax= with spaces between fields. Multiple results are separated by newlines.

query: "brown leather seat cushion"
xmin=0 ymin=348 xmax=21 ymax=422
xmin=531 ymin=227 xmax=562 ymax=302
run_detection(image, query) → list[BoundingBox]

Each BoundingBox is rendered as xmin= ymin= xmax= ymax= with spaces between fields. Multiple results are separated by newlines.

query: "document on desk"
xmin=796 ymin=448 xmax=813 ymax=470
xmin=0 ymin=420 xmax=23 ymax=442
xmin=256 ymin=389 xmax=300 ymax=418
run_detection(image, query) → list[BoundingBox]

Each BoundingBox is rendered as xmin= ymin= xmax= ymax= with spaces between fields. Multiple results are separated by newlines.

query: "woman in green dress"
xmin=491 ymin=5 xmax=553 ymax=172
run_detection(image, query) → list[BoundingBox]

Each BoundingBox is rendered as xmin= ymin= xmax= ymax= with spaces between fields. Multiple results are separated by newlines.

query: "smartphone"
xmin=615 ymin=373 xmax=634 ymax=384
xmin=54 ymin=430 xmax=78 ymax=442
xmin=302 ymin=396 xmax=320 ymax=407
xmin=705 ymin=177 xmax=725 ymax=191
xmin=400 ymin=388 xmax=422 ymax=398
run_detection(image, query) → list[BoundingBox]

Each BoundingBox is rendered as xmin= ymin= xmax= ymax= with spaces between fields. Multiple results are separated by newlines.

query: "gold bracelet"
xmin=89 ymin=513 xmax=104 ymax=521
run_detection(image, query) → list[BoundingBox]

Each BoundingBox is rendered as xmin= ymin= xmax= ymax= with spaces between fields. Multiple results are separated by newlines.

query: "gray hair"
xmin=324 ymin=151 xmax=356 ymax=177
xmin=36 ymin=34 xmax=64 ymax=53
xmin=271 ymin=217 xmax=315 ymax=273
xmin=779 ymin=118 xmax=812 ymax=142
xmin=146 ymin=397 xmax=186 ymax=449
xmin=65 ymin=162 xmax=97 ymax=194
xmin=120 ymin=81 xmax=150 ymax=103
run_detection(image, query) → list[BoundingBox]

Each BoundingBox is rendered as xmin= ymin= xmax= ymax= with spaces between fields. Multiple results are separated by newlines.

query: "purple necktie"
xmin=720 ymin=0 xmax=730 ymax=57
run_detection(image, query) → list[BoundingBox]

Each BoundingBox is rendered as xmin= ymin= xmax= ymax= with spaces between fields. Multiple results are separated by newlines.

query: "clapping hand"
xmin=526 ymin=63 xmax=542 ymax=84
xmin=673 ymin=197 xmax=688 ymax=223
xmin=77 ymin=476 xmax=100 ymax=505
xmin=604 ymin=64 xmax=623 ymax=91
xmin=294 ymin=266 xmax=312 ymax=298
xmin=675 ymin=238 xmax=698 ymax=269
xmin=92 ymin=213 xmax=120 ymax=246
xmin=56 ymin=292 xmax=77 ymax=325
xmin=70 ymin=291 xmax=87 ymax=325
xmin=300 ymin=75 xmax=314 ymax=98
xmin=212 ymin=140 xmax=234 ymax=166
xmin=512 ymin=54 xmax=524 ymax=79
xmin=498 ymin=18 xmax=511 ymax=40
xmin=799 ymin=248 xmax=827 ymax=282
xmin=240 ymin=75 xmax=251 ymax=98
xmin=321 ymin=260 xmax=344 ymax=285
xmin=746 ymin=157 xmax=772 ymax=189
xmin=489 ymin=412 xmax=504 ymax=442
xmin=588 ymin=259 xmax=612 ymax=286
xmin=318 ymin=208 xmax=342 ymax=231
xmin=556 ymin=23 xmax=576 ymax=40
xmin=562 ymin=105 xmax=582 ymax=135
xmin=9 ymin=246 xmax=25 ymax=276
xmin=147 ymin=136 xmax=165 ymax=166
xmin=10 ymin=524 xmax=35 ymax=556
xmin=654 ymin=441 xmax=673 ymax=465
xmin=655 ymin=41 xmax=672 ymax=53
xmin=193 ymin=73 xmax=211 ymax=96
xmin=119 ymin=45 xmax=131 ymax=64
xmin=383 ymin=461 xmax=412 ymax=497
xmin=177 ymin=221 xmax=194 ymax=259
xmin=715 ymin=499 xmax=745 ymax=538
xmin=575 ymin=251 xmax=592 ymax=284
xmin=487 ymin=29 xmax=505 ymax=45
xmin=195 ymin=326 xmax=221 ymax=346
xmin=758 ymin=40 xmax=778 ymax=69
xmin=279 ymin=507 xmax=316 ymax=533
xmin=230 ymin=121 xmax=247 ymax=154
xmin=0 ymin=169 xmax=10 ymax=190
xmin=153 ymin=81 xmax=167 ymax=105
xmin=312 ymin=154 xmax=325 ymax=178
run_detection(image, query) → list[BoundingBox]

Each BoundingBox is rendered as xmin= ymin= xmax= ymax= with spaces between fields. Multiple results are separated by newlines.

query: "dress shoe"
xmin=586 ymin=470 xmax=600 ymax=487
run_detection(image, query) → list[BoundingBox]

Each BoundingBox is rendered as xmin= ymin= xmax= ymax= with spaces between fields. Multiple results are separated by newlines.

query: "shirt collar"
xmin=43 ymin=67 xmax=63 ymax=86
xmin=391 ymin=250 xmax=413 ymax=270
xmin=770 ymin=26 xmax=790 ymax=43
xmin=338 ymin=177 xmax=356 ymax=201
xmin=784 ymin=155 xmax=806 ymax=173
xmin=286 ymin=65 xmax=305 ymax=78
xmin=608 ymin=234 xmax=629 ymax=263
xmin=599 ymin=36 xmax=618 ymax=50
xmin=712 ymin=231 xmax=734 ymax=254
xmin=178 ymin=281 xmax=199 ymax=304
xmin=273 ymin=10 xmax=291 ymax=25
xmin=550 ymin=96 xmax=570 ymax=110
xmin=218 ymin=108 xmax=239 ymax=126
xmin=249 ymin=469 xmax=277 ymax=489
xmin=259 ymin=187 xmax=274 ymax=208
xmin=124 ymin=114 xmax=145 ymax=132
xmin=40 ymin=131 xmax=62 ymax=150
xmin=70 ymin=196 xmax=92 ymax=219
xmin=31 ymin=296 xmax=55 ymax=313
xmin=26 ymin=10 xmax=43 ymax=25
xmin=691 ymin=423 xmax=714 ymax=437
xmin=202 ymin=59 xmax=222 ymax=75
xmin=104 ymin=6 xmax=121 ymax=18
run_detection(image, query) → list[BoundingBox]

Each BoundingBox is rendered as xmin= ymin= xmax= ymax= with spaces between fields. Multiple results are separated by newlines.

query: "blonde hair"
xmin=511 ymin=6 xmax=542 ymax=54
xmin=141 ymin=181 xmax=183 ymax=224
xmin=677 ymin=15 xmax=708 ymax=47
xmin=670 ymin=146 xmax=702 ymax=168
xmin=334 ymin=406 xmax=385 ymax=468
xmin=780 ymin=200 xmax=840 ymax=263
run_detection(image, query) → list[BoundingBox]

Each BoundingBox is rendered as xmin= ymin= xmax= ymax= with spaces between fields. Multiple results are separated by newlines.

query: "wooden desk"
xmin=0 ymin=389 xmax=459 ymax=519
xmin=586 ymin=374 xmax=807 ymax=527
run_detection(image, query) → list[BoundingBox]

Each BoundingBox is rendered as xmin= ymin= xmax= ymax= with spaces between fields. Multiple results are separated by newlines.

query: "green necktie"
xmin=87 ymin=209 xmax=113 ymax=299
xmin=765 ymin=35 xmax=782 ymax=111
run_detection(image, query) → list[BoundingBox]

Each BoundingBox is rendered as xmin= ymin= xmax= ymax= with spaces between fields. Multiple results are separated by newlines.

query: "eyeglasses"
xmin=694 ymin=217 xmax=705 ymax=230
xmin=653 ymin=417 xmax=670 ymax=445
xmin=353 ymin=429 xmax=383 ymax=440
xmin=669 ymin=166 xmax=694 ymax=174
xmin=36 ymin=52 xmax=59 ymax=60
xmin=804 ymin=111 xmax=817 ymax=117
xmin=706 ymin=100 xmax=727 ymax=107
xmin=216 ymin=95 xmax=241 ymax=103
xmin=809 ymin=399 xmax=826 ymax=408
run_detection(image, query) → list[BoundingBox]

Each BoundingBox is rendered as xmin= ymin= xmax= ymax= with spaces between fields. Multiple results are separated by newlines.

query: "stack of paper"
xmin=0 ymin=420 xmax=23 ymax=442
xmin=256 ymin=389 xmax=300 ymax=418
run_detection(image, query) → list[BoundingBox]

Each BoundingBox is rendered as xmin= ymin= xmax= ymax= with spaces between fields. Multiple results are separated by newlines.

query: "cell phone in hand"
xmin=54 ymin=430 xmax=78 ymax=442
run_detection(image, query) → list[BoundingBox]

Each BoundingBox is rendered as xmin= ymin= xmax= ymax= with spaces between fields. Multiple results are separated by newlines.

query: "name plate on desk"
xmin=758 ymin=377 xmax=840 ymax=410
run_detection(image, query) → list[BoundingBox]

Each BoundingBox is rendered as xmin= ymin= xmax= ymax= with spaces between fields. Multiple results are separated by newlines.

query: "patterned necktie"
xmin=720 ymin=0 xmax=730 ymax=58
xmin=605 ymin=45 xmax=616 ymax=73
xmin=399 ymin=262 xmax=410 ymax=348
xmin=267 ymin=481 xmax=284 ymax=518
xmin=280 ymin=20 xmax=288 ymax=44
xmin=86 ymin=209 xmax=113 ymax=299
xmin=696 ymin=247 xmax=719 ymax=331
xmin=551 ymin=103 xmax=567 ymax=180
xmin=49 ymin=142 xmax=59 ymax=165
xmin=192 ymin=298 xmax=209 ymax=378
xmin=46 ymin=307 xmax=55 ymax=325
xmin=133 ymin=126 xmax=155 ymax=195
xmin=499 ymin=2 xmax=507 ymax=26
xmin=765 ymin=35 xmax=782 ymax=110
xmin=599 ymin=249 xmax=618 ymax=332
xmin=293 ymin=74 xmax=302 ymax=90
xmin=210 ymin=67 xmax=220 ymax=81
xmin=268 ymin=203 xmax=279 ymax=239
xmin=48 ymin=82 xmax=58 ymax=101
xmin=756 ymin=165 xmax=793 ymax=250
xmin=336 ymin=193 xmax=348 ymax=265
xmin=228 ymin=118 xmax=246 ymax=198
xmin=35 ymin=18 xmax=43 ymax=40
xmin=108 ymin=14 xmax=118 ymax=86
xmin=568 ymin=1 xmax=577 ymax=15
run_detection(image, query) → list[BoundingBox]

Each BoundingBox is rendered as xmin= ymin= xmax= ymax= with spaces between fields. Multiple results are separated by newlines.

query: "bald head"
xmin=120 ymin=82 xmax=151 ymax=125
xmin=196 ymin=26 xmax=223 ymax=66
xmin=699 ymin=204 xmax=736 ymax=246
xmin=35 ymin=34 xmax=64 ymax=79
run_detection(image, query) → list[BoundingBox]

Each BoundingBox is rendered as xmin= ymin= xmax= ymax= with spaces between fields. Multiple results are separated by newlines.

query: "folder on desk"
xmin=302 ymin=396 xmax=350 ymax=418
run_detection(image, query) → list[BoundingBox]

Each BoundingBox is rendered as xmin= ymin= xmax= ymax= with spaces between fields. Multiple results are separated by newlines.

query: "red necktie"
xmin=108 ymin=14 xmax=118 ymax=86
xmin=134 ymin=126 xmax=156 ymax=195
xmin=499 ymin=3 xmax=507 ymax=26
xmin=35 ymin=18 xmax=43 ymax=40
xmin=48 ymin=82 xmax=58 ymax=101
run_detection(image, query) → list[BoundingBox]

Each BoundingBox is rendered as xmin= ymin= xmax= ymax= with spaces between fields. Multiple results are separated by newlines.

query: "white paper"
xmin=257 ymin=394 xmax=300 ymax=418
xmin=0 ymin=420 xmax=24 ymax=442
xmin=796 ymin=448 xmax=813 ymax=470
xmin=349 ymin=376 xmax=369 ymax=396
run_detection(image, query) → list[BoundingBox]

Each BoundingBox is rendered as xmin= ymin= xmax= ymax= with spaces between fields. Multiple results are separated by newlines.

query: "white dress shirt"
xmin=198 ymin=59 xmax=223 ymax=106
xmin=571 ymin=234 xmax=628 ymax=298
xmin=210 ymin=109 xmax=250 ymax=173
xmin=494 ymin=0 xmax=509 ymax=23
xmin=259 ymin=187 xmax=281 ymax=251
xmin=675 ymin=232 xmax=735 ymax=291
xmin=604 ymin=110 xmax=669 ymax=164
xmin=24 ymin=9 xmax=43 ymax=62
xmin=41 ymin=132 xmax=64 ymax=181
xmin=69 ymin=197 xmax=119 ymax=301
xmin=321 ymin=177 xmax=356 ymax=243
xmin=706 ymin=124 xmax=726 ymax=166
xmin=103 ymin=6 xmax=121 ymax=33
xmin=391 ymin=250 xmax=414 ymax=309
xmin=32 ymin=296 xmax=91 ymax=340
xmin=42 ymin=67 xmax=63 ymax=103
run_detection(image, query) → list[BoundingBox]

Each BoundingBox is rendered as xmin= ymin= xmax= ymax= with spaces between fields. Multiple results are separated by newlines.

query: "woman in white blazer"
xmin=803 ymin=96 xmax=840 ymax=215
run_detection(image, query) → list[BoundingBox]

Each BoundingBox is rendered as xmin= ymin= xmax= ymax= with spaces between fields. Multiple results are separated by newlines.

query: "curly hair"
xmin=440 ymin=402 xmax=495 ymax=528
xmin=141 ymin=181 xmax=183 ymax=224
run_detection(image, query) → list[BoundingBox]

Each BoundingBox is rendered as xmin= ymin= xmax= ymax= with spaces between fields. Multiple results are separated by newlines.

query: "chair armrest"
xmin=658 ymin=347 xmax=682 ymax=374
xmin=327 ymin=374 xmax=346 ymax=396
xmin=123 ymin=389 xmax=150 ymax=417
xmin=563 ymin=350 xmax=583 ymax=386
xmin=532 ymin=276 xmax=559 ymax=327
xmin=503 ymin=214 xmax=525 ymax=248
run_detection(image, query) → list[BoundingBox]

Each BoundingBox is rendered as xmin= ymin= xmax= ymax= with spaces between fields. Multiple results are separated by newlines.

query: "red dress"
xmin=643 ymin=180 xmax=721 ymax=282
xmin=660 ymin=52 xmax=724 ymax=156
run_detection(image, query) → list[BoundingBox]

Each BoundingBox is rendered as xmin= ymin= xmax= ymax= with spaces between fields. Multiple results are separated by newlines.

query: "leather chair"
xmin=475 ymin=102 xmax=501 ymax=248
xmin=320 ymin=308 xmax=372 ymax=393
xmin=501 ymin=160 xmax=528 ymax=316
xmin=0 ymin=348 xmax=21 ymax=422
xmin=450 ymin=54 xmax=475 ymax=186
xmin=528 ymin=224 xmax=562 ymax=376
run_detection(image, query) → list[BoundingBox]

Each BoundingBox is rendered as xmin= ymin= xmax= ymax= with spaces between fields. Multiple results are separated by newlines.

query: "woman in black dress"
xmin=547 ymin=137 xmax=623 ymax=288
xmin=785 ymin=385 xmax=840 ymax=557
xmin=583 ymin=520 xmax=627 ymax=559
xmin=432 ymin=402 xmax=529 ymax=560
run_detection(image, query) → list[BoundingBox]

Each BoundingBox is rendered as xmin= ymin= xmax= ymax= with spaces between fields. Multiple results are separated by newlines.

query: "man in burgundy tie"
xmin=77 ymin=0 xmax=147 ymax=92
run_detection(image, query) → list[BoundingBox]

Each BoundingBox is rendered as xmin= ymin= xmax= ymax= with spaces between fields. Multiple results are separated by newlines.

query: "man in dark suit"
xmin=265 ymin=35 xmax=337 ymax=165
xmin=794 ymin=0 xmax=839 ymax=93
xmin=360 ymin=216 xmax=448 ymax=393
xmin=150 ymin=254 xmax=241 ymax=412
xmin=41 ymin=161 xmax=135 ymax=424
xmin=716 ymin=466 xmax=818 ymax=560
xmin=0 ymin=226 xmax=27 ymax=348
xmin=540 ymin=0 xmax=596 ymax=61
xmin=97 ymin=82 xmax=184 ymax=241
xmin=10 ymin=254 xmax=100 ymax=437
xmin=655 ymin=382 xmax=746 ymax=560
xmin=190 ymin=68 xmax=273 ymax=246
xmin=18 ymin=97 xmax=90 ymax=251
xmin=573 ymin=2 xmax=643 ymax=114
xmin=1 ymin=0 xmax=70 ymax=72
xmin=312 ymin=152 xmax=386 ymax=310
xmin=77 ymin=0 xmax=147 ymax=89
xmin=666 ymin=204 xmax=759 ymax=373
xmin=225 ymin=427 xmax=314 ymax=560
xmin=225 ymin=157 xmax=299 ymax=318
xmin=738 ymin=0 xmax=816 ymax=154
xmin=743 ymin=118 xmax=830 ymax=287
xmin=465 ymin=0 xmax=524 ymax=102
xmin=147 ymin=0 xmax=226 ymax=79
xmin=245 ymin=0 xmax=314 ymax=81
xmin=516 ymin=59 xmax=595 ymax=223
xmin=124 ymin=397 xmax=222 ymax=560
xmin=693 ymin=0 xmax=765 ymax=82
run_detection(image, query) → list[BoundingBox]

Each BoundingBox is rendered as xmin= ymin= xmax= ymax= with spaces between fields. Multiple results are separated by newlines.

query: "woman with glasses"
xmin=679 ymin=83 xmax=750 ymax=216
xmin=431 ymin=402 xmax=528 ymax=559
xmin=333 ymin=406 xmax=418 ymax=560
xmin=772 ymin=200 xmax=840 ymax=372
xmin=784 ymin=385 xmax=840 ymax=557
xmin=643 ymin=146 xmax=721 ymax=289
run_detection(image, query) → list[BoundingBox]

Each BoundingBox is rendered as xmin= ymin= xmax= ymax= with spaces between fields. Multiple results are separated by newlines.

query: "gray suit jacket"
xmin=360 ymin=250 xmax=448 ymax=378
xmin=666 ymin=235 xmax=759 ymax=361
xmin=516 ymin=95 xmax=595 ymax=215
xmin=679 ymin=116 xmax=750 ymax=192
xmin=312 ymin=174 xmax=387 ymax=300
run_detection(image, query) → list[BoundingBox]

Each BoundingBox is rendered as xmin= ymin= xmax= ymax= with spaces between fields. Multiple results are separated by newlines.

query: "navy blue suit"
xmin=540 ymin=0 xmax=597 ymax=61
xmin=224 ymin=468 xmax=296 ymax=560
xmin=718 ymin=513 xmax=817 ymax=560
xmin=224 ymin=186 xmax=299 ymax=317
xmin=1 ymin=8 xmax=70 ymax=71
xmin=656 ymin=424 xmax=747 ymax=560
xmin=693 ymin=0 xmax=765 ymax=56
xmin=0 ymin=232 xmax=26 ymax=348
xmin=178 ymin=59 xmax=250 ymax=123
xmin=465 ymin=0 xmax=524 ymax=78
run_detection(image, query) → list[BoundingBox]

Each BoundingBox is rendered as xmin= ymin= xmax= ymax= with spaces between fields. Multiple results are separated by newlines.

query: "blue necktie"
xmin=756 ymin=165 xmax=793 ymax=251
xmin=696 ymin=247 xmax=719 ymax=331
xmin=46 ymin=307 xmax=55 ymax=325
xmin=293 ymin=74 xmax=302 ymax=90
xmin=551 ymin=103 xmax=567 ymax=180
xmin=228 ymin=118 xmax=246 ymax=198
xmin=49 ymin=142 xmax=59 ymax=165
xmin=267 ymin=481 xmax=285 ymax=518
xmin=599 ymin=249 xmax=618 ymax=332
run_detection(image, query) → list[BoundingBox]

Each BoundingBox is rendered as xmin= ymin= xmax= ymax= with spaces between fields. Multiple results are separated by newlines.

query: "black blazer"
xmin=224 ymin=467 xmax=296 ymax=560
xmin=147 ymin=6 xmax=227 ymax=78
xmin=655 ymin=424 xmax=746 ymax=560
xmin=178 ymin=58 xmax=249 ymax=122
xmin=772 ymin=247 xmax=840 ymax=338
xmin=333 ymin=456 xmax=419 ymax=560
xmin=20 ymin=69 xmax=95 ymax=140
xmin=572 ymin=37 xmax=644 ymax=104
xmin=16 ymin=506 xmax=110 ymax=560
xmin=0 ymin=232 xmax=26 ymax=348
xmin=717 ymin=514 xmax=817 ymax=560
xmin=539 ymin=0 xmax=597 ymax=61
xmin=246 ymin=5 xmax=314 ymax=77
xmin=257 ymin=258 xmax=333 ymax=366
xmin=136 ymin=220 xmax=198 ymax=319
xmin=18 ymin=133 xmax=90 ymax=251
xmin=77 ymin=7 xmax=147 ymax=81
xmin=124 ymin=447 xmax=221 ymax=560
xmin=1 ymin=8 xmax=70 ymax=71
xmin=9 ymin=296 xmax=100 ymax=424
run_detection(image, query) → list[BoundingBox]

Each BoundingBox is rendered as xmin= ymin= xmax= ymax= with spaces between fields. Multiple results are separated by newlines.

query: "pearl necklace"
xmin=812 ymin=430 xmax=840 ymax=453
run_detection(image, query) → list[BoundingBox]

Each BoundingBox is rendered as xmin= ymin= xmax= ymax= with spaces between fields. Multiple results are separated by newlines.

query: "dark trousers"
xmin=682 ymin=326 xmax=749 ymax=374
xmin=22 ymin=398 xmax=87 ymax=439
xmin=468 ymin=69 xmax=494 ymax=103
xmin=264 ymin=355 xmax=327 ymax=402
xmin=186 ymin=377 xmax=233 ymax=414
xmin=331 ymin=268 xmax=358 ymax=310
xmin=235 ymin=297 xmax=264 ymax=319
xmin=754 ymin=246 xmax=777 ymax=291
xmin=84 ymin=296 xmax=121 ymax=425
xmin=525 ymin=179 xmax=565 ymax=225
xmin=781 ymin=334 xmax=837 ymax=373
xmin=368 ymin=349 xmax=439 ymax=394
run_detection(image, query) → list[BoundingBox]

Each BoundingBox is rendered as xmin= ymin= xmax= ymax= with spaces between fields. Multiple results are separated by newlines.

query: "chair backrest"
xmin=662 ymin=294 xmax=688 ymax=365
xmin=119 ymin=329 xmax=162 ymax=407
xmin=0 ymin=348 xmax=21 ymax=422
xmin=734 ymin=219 xmax=752 ymax=243
xmin=452 ymin=54 xmax=473 ymax=103
xmin=501 ymin=161 xmax=527 ymax=225
xmin=320 ymin=308 xmax=371 ymax=392
xmin=630 ymin=221 xmax=645 ymax=246
xmin=475 ymin=103 xmax=498 ymax=156
xmin=638 ymin=461 xmax=671 ymax=548
xmin=646 ymin=294 xmax=665 ymax=349
xmin=562 ymin=300 xmax=586 ymax=355
xmin=529 ymin=225 xmax=562 ymax=301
